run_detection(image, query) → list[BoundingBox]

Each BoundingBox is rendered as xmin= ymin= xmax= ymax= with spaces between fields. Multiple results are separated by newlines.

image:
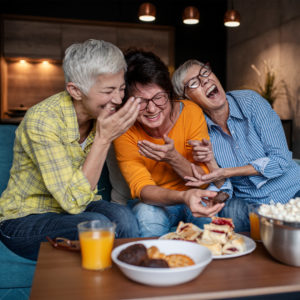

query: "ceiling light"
xmin=183 ymin=6 xmax=200 ymax=25
xmin=138 ymin=2 xmax=156 ymax=22
xmin=224 ymin=9 xmax=240 ymax=27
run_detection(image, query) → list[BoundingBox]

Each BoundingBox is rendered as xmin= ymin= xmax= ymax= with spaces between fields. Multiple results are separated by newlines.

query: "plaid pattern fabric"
xmin=0 ymin=91 xmax=100 ymax=222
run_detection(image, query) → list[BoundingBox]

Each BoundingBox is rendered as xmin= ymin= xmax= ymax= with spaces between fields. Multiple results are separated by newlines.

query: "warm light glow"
xmin=138 ymin=3 xmax=156 ymax=22
xmin=139 ymin=15 xmax=155 ymax=22
xmin=224 ymin=9 xmax=241 ymax=27
xmin=224 ymin=21 xmax=240 ymax=27
xmin=183 ymin=18 xmax=199 ymax=25
xmin=42 ymin=60 xmax=49 ymax=65
xmin=182 ymin=6 xmax=200 ymax=25
xmin=19 ymin=59 xmax=26 ymax=64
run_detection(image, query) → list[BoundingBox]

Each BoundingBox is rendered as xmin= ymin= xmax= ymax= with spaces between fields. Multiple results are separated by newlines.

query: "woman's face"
xmin=80 ymin=70 xmax=126 ymax=119
xmin=132 ymin=83 xmax=172 ymax=133
xmin=183 ymin=64 xmax=227 ymax=113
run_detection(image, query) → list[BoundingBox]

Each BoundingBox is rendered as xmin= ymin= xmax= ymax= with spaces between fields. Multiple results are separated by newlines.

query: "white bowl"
xmin=111 ymin=239 xmax=212 ymax=286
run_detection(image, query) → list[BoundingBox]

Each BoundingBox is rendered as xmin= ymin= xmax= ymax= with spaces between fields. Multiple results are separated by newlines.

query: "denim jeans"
xmin=0 ymin=200 xmax=140 ymax=260
xmin=218 ymin=197 xmax=250 ymax=232
xmin=128 ymin=200 xmax=211 ymax=237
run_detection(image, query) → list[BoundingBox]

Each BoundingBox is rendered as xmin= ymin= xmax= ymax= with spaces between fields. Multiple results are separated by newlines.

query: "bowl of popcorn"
xmin=111 ymin=239 xmax=212 ymax=286
xmin=258 ymin=197 xmax=300 ymax=267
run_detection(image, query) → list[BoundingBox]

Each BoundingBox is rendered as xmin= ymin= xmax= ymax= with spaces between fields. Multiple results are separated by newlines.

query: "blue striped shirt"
xmin=205 ymin=90 xmax=300 ymax=204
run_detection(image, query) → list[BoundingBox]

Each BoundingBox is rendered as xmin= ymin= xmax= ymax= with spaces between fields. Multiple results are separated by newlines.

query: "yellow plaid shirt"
xmin=0 ymin=91 xmax=100 ymax=222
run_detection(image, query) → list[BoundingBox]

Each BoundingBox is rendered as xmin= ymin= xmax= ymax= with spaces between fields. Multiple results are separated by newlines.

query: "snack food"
xmin=117 ymin=244 xmax=148 ymax=265
xmin=222 ymin=235 xmax=245 ymax=255
xmin=176 ymin=221 xmax=203 ymax=241
xmin=162 ymin=217 xmax=245 ymax=256
xmin=118 ymin=243 xmax=195 ymax=268
xmin=165 ymin=254 xmax=195 ymax=268
xmin=211 ymin=191 xmax=229 ymax=204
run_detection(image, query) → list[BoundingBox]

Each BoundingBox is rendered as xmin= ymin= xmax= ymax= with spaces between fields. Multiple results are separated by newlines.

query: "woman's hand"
xmin=182 ymin=189 xmax=224 ymax=218
xmin=96 ymin=97 xmax=140 ymax=144
xmin=189 ymin=139 xmax=213 ymax=163
xmin=185 ymin=163 xmax=227 ymax=186
xmin=137 ymin=135 xmax=178 ymax=162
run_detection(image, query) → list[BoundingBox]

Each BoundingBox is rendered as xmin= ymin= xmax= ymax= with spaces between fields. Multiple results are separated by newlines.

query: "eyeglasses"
xmin=137 ymin=92 xmax=169 ymax=111
xmin=46 ymin=236 xmax=80 ymax=252
xmin=183 ymin=63 xmax=211 ymax=96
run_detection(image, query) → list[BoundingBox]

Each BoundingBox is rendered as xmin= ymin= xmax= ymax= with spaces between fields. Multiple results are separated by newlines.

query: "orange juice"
xmin=249 ymin=212 xmax=260 ymax=241
xmin=79 ymin=230 xmax=114 ymax=270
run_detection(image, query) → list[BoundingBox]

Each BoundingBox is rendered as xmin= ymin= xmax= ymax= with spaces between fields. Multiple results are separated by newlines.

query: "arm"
xmin=82 ymin=97 xmax=140 ymax=190
xmin=140 ymin=185 xmax=224 ymax=218
xmin=137 ymin=101 xmax=211 ymax=182
xmin=27 ymin=98 xmax=139 ymax=214
xmin=137 ymin=135 xmax=207 ymax=178
xmin=245 ymin=92 xmax=292 ymax=187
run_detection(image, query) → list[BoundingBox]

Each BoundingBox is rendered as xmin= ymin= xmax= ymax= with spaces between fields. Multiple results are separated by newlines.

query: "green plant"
xmin=251 ymin=61 xmax=280 ymax=107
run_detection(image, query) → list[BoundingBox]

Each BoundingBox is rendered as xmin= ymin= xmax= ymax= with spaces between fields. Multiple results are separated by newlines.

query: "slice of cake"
xmin=222 ymin=234 xmax=245 ymax=255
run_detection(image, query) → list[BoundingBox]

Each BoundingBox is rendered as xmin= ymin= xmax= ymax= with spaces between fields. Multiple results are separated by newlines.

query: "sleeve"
xmin=206 ymin=179 xmax=233 ymax=199
xmin=246 ymin=91 xmax=293 ymax=188
xmin=114 ymin=130 xmax=155 ymax=199
xmin=184 ymin=101 xmax=210 ymax=174
xmin=23 ymin=112 xmax=97 ymax=214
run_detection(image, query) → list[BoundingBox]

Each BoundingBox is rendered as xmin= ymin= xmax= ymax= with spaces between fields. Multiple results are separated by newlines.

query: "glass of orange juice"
xmin=77 ymin=220 xmax=116 ymax=271
xmin=248 ymin=204 xmax=261 ymax=241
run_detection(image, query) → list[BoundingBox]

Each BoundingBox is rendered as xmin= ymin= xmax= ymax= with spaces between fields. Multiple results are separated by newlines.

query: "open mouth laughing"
xmin=206 ymin=84 xmax=219 ymax=98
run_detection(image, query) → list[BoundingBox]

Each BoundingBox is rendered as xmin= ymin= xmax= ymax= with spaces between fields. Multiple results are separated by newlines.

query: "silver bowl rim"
xmin=257 ymin=212 xmax=300 ymax=229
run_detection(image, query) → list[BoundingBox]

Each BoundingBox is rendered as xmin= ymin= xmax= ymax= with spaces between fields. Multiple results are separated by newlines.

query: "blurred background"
xmin=0 ymin=0 xmax=299 ymax=157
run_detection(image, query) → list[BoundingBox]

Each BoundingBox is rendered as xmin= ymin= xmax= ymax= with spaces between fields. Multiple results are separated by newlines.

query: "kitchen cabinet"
xmin=3 ymin=19 xmax=62 ymax=60
xmin=0 ymin=15 xmax=174 ymax=120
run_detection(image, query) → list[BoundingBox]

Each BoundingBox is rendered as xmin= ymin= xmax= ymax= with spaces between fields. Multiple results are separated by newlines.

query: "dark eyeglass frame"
xmin=46 ymin=236 xmax=80 ymax=252
xmin=183 ymin=63 xmax=212 ymax=97
xmin=137 ymin=91 xmax=169 ymax=111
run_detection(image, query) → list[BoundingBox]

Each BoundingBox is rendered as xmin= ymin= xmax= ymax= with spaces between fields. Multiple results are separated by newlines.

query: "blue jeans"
xmin=218 ymin=197 xmax=250 ymax=232
xmin=0 ymin=200 xmax=140 ymax=260
xmin=129 ymin=200 xmax=211 ymax=237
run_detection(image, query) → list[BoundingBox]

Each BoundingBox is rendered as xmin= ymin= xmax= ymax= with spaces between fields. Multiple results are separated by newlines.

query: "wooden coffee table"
xmin=30 ymin=237 xmax=300 ymax=300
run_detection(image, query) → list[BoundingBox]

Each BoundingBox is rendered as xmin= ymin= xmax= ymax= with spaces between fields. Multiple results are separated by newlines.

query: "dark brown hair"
xmin=124 ymin=49 xmax=175 ymax=109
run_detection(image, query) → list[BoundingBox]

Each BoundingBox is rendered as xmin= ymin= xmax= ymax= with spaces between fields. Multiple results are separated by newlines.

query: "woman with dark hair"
xmin=113 ymin=50 xmax=232 ymax=237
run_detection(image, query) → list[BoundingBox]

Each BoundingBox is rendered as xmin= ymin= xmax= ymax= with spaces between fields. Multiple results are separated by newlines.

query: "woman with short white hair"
xmin=172 ymin=59 xmax=300 ymax=231
xmin=0 ymin=39 xmax=141 ymax=260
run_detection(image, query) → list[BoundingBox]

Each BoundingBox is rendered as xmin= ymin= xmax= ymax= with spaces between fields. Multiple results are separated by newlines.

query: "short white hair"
xmin=172 ymin=59 xmax=204 ymax=98
xmin=63 ymin=39 xmax=126 ymax=95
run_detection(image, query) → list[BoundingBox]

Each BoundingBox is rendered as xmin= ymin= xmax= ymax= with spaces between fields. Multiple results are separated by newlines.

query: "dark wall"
xmin=1 ymin=0 xmax=227 ymax=86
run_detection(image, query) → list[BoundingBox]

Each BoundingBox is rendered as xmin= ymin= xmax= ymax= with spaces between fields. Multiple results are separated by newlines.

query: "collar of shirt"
xmin=60 ymin=91 xmax=96 ymax=149
xmin=205 ymin=92 xmax=244 ymax=132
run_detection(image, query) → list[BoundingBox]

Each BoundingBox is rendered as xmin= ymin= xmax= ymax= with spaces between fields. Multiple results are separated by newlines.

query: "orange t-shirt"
xmin=114 ymin=100 xmax=210 ymax=199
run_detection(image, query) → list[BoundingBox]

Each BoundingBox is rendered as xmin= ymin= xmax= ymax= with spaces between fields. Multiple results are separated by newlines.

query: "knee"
xmin=132 ymin=203 xmax=170 ymax=237
xmin=113 ymin=205 xmax=140 ymax=238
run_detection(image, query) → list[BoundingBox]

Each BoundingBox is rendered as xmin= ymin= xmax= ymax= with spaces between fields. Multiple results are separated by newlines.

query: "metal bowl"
xmin=258 ymin=214 xmax=300 ymax=267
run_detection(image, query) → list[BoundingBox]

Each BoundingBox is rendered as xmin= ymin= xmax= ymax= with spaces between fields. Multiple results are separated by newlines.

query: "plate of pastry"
xmin=160 ymin=217 xmax=256 ymax=259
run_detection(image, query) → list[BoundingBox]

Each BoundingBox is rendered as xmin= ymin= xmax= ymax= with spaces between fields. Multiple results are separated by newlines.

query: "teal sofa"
xmin=0 ymin=124 xmax=112 ymax=300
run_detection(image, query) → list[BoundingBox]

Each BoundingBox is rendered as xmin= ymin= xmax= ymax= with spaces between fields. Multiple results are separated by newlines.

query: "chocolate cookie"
xmin=212 ymin=191 xmax=229 ymax=204
xmin=140 ymin=258 xmax=169 ymax=268
xmin=117 ymin=243 xmax=148 ymax=266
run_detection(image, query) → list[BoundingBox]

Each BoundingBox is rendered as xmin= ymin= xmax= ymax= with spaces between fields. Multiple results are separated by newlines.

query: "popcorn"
xmin=258 ymin=197 xmax=300 ymax=222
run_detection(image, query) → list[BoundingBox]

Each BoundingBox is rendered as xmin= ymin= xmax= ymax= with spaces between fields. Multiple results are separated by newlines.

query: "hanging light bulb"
xmin=224 ymin=0 xmax=240 ymax=27
xmin=138 ymin=2 xmax=156 ymax=22
xmin=182 ymin=6 xmax=200 ymax=25
xmin=224 ymin=9 xmax=240 ymax=27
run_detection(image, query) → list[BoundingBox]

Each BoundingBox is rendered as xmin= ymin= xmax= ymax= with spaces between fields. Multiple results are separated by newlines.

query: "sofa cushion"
xmin=0 ymin=125 xmax=18 ymax=196
xmin=0 ymin=241 xmax=36 ymax=289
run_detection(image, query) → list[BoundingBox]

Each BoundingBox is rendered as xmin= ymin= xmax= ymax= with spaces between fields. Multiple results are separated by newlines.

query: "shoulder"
xmin=22 ymin=91 xmax=68 ymax=131
xmin=179 ymin=99 xmax=205 ymax=115
xmin=227 ymin=89 xmax=269 ymax=107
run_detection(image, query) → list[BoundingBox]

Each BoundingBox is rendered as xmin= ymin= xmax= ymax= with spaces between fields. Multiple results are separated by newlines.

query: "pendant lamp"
xmin=138 ymin=2 xmax=156 ymax=22
xmin=182 ymin=6 xmax=200 ymax=25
